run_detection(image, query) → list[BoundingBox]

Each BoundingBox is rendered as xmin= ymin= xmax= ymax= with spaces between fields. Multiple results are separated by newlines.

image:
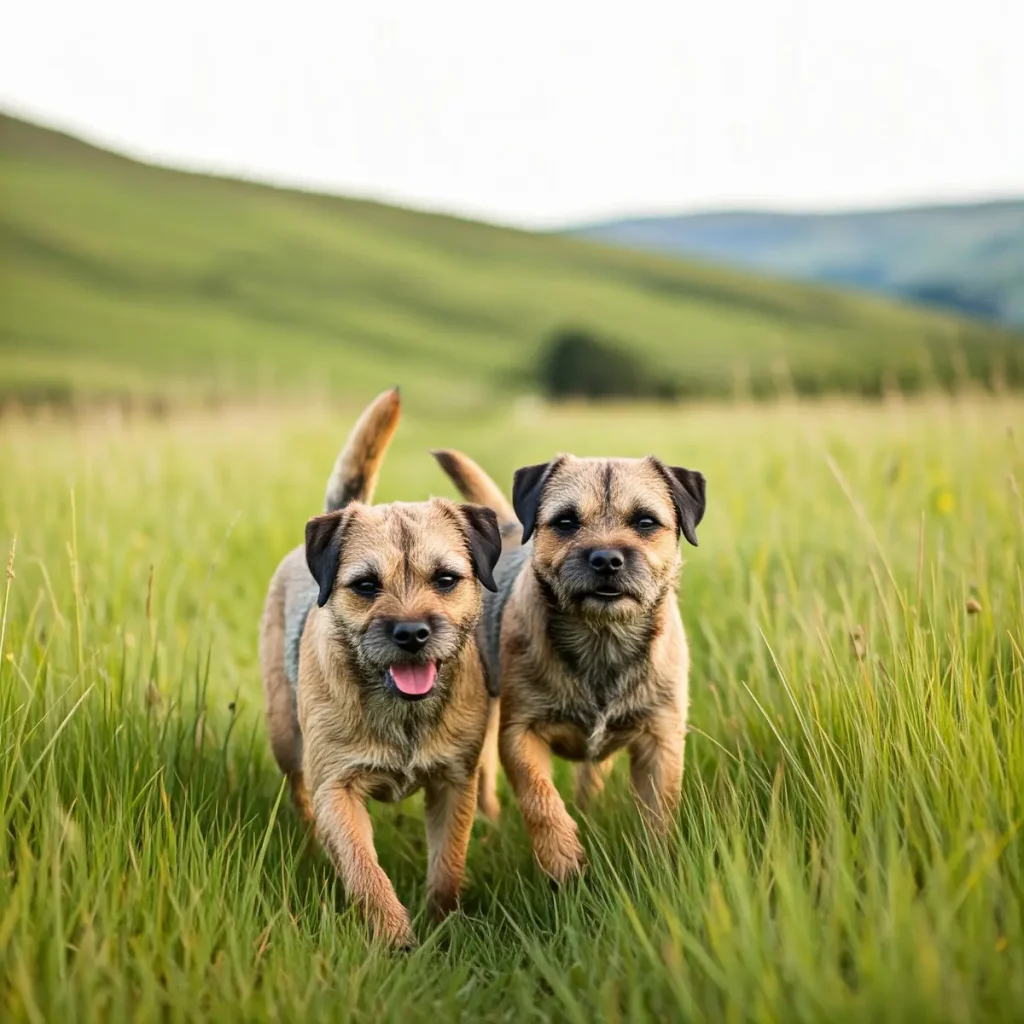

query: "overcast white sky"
xmin=1 ymin=0 xmax=1021 ymax=227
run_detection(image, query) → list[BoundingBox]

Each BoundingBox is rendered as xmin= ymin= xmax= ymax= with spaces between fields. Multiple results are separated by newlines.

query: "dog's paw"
xmin=368 ymin=905 xmax=417 ymax=951
xmin=533 ymin=822 xmax=586 ymax=886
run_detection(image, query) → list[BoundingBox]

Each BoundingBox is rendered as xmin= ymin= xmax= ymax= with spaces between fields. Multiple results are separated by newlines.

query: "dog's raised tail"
xmin=431 ymin=449 xmax=517 ymax=528
xmin=324 ymin=387 xmax=402 ymax=512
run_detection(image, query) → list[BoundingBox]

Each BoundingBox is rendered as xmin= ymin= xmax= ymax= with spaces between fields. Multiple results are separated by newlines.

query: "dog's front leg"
xmin=312 ymin=780 xmax=415 ymax=948
xmin=574 ymin=758 xmax=615 ymax=812
xmin=628 ymin=709 xmax=686 ymax=835
xmin=424 ymin=771 xmax=479 ymax=920
xmin=288 ymin=771 xmax=315 ymax=828
xmin=500 ymin=724 xmax=585 ymax=884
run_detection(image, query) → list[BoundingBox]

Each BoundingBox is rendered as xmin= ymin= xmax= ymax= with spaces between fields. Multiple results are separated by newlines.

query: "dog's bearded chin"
xmin=386 ymin=662 xmax=438 ymax=699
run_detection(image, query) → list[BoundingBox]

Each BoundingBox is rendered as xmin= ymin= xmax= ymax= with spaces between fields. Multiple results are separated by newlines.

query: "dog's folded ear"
xmin=512 ymin=457 xmax=565 ymax=542
xmin=460 ymin=504 xmax=502 ymax=592
xmin=305 ymin=510 xmax=347 ymax=607
xmin=651 ymin=459 xmax=706 ymax=547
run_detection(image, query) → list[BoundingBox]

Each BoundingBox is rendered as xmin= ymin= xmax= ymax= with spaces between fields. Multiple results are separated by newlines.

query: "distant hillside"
xmin=568 ymin=202 xmax=1024 ymax=328
xmin=1 ymin=112 xmax=1022 ymax=412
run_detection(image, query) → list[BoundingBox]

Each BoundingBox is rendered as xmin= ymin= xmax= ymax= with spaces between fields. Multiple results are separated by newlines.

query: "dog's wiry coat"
xmin=434 ymin=448 xmax=705 ymax=883
xmin=259 ymin=389 xmax=501 ymax=947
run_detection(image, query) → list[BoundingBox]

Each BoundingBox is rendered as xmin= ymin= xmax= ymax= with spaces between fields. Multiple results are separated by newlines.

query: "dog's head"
xmin=513 ymin=454 xmax=705 ymax=621
xmin=304 ymin=499 xmax=501 ymax=703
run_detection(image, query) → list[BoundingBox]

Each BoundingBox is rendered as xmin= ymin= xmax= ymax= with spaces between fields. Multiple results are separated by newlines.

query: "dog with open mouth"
xmin=259 ymin=389 xmax=501 ymax=947
xmin=433 ymin=448 xmax=705 ymax=884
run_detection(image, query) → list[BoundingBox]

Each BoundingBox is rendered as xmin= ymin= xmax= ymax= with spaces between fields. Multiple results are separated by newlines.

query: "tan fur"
xmin=323 ymin=387 xmax=402 ymax=513
xmin=574 ymin=758 xmax=614 ymax=811
xmin=431 ymin=449 xmax=516 ymax=525
xmin=476 ymin=698 xmax=501 ymax=823
xmin=435 ymin=450 xmax=704 ymax=884
xmin=259 ymin=391 xmax=499 ymax=947
xmin=259 ymin=565 xmax=302 ymax=777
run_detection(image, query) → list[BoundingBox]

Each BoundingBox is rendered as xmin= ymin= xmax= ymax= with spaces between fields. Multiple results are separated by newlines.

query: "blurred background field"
xmin=3 ymin=113 xmax=1023 ymax=415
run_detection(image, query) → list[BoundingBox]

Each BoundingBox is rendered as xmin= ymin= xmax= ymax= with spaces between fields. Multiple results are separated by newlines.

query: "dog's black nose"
xmin=588 ymin=549 xmax=625 ymax=575
xmin=391 ymin=620 xmax=432 ymax=652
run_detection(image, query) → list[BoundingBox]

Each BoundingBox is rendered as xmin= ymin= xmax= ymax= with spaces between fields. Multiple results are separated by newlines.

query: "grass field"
xmin=2 ymin=395 xmax=1022 ymax=1021
xmin=3 ymin=112 xmax=1023 ymax=413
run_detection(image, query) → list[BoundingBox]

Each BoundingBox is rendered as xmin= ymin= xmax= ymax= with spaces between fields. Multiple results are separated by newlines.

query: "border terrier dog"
xmin=259 ymin=389 xmax=501 ymax=947
xmin=433 ymin=448 xmax=705 ymax=883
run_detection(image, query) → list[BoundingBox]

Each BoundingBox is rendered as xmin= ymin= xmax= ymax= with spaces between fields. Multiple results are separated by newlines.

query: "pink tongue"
xmin=389 ymin=662 xmax=438 ymax=696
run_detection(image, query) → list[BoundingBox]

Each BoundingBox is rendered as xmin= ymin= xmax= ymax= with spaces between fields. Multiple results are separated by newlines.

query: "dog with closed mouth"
xmin=259 ymin=389 xmax=501 ymax=947
xmin=433 ymin=448 xmax=705 ymax=883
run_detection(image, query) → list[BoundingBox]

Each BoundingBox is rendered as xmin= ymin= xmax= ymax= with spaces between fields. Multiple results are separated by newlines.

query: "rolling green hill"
xmin=1 ymin=112 xmax=1021 ymax=412
xmin=569 ymin=202 xmax=1024 ymax=328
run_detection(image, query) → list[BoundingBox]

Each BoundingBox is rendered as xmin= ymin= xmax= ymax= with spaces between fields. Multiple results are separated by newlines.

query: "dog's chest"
xmin=541 ymin=690 xmax=646 ymax=762
xmin=354 ymin=717 xmax=474 ymax=802
xmin=358 ymin=743 xmax=450 ymax=803
xmin=537 ymin=640 xmax=652 ymax=760
xmin=365 ymin=764 xmax=431 ymax=804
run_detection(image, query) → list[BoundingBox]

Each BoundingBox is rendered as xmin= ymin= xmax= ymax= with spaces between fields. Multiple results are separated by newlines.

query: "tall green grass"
xmin=2 ymin=397 xmax=1022 ymax=1021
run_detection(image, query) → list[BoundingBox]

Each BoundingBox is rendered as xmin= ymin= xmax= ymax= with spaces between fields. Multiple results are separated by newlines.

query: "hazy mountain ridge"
xmin=568 ymin=202 xmax=1024 ymax=326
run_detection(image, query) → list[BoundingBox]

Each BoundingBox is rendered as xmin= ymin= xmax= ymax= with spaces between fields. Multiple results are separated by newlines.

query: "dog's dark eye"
xmin=632 ymin=512 xmax=660 ymax=533
xmin=350 ymin=578 xmax=381 ymax=598
xmin=433 ymin=573 xmax=460 ymax=592
xmin=550 ymin=510 xmax=581 ymax=535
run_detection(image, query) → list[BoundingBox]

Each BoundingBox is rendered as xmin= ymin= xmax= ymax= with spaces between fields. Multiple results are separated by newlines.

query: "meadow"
xmin=2 ymin=394 xmax=1022 ymax=1022
xmin=3 ymin=112 xmax=1023 ymax=415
